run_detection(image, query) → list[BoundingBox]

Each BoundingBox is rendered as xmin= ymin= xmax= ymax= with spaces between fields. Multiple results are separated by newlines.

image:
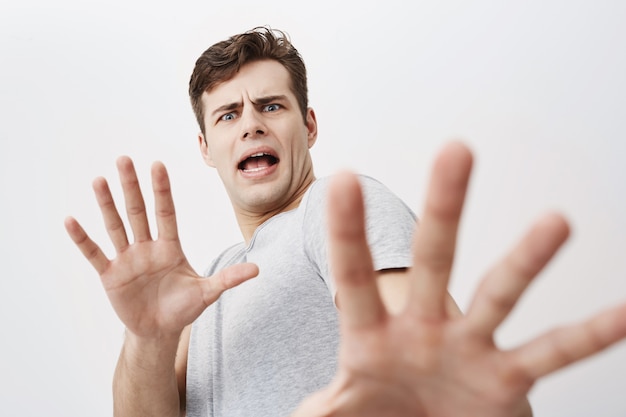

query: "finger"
xmin=151 ymin=161 xmax=179 ymax=241
xmin=93 ymin=176 xmax=130 ymax=251
xmin=409 ymin=141 xmax=472 ymax=319
xmin=200 ymin=262 xmax=259 ymax=306
xmin=64 ymin=216 xmax=110 ymax=275
xmin=328 ymin=172 xmax=387 ymax=330
xmin=466 ymin=213 xmax=570 ymax=337
xmin=117 ymin=156 xmax=152 ymax=242
xmin=508 ymin=302 xmax=626 ymax=381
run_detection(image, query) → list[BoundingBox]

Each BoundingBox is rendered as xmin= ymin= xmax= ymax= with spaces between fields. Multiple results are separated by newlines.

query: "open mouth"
xmin=238 ymin=152 xmax=279 ymax=173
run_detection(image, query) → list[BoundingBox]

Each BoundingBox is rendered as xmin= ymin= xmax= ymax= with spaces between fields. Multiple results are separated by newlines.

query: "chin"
xmin=240 ymin=185 xmax=288 ymax=211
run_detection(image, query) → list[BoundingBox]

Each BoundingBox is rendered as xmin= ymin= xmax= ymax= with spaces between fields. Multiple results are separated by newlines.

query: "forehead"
xmin=202 ymin=60 xmax=294 ymax=112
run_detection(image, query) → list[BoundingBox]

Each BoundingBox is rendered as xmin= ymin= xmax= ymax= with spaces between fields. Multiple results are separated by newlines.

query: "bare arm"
xmin=65 ymin=158 xmax=257 ymax=417
xmin=376 ymin=269 xmax=461 ymax=317
xmin=113 ymin=332 xmax=182 ymax=416
xmin=112 ymin=324 xmax=192 ymax=417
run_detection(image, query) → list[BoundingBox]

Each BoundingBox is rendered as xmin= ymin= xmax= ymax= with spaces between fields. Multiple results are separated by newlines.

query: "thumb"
xmin=200 ymin=262 xmax=259 ymax=306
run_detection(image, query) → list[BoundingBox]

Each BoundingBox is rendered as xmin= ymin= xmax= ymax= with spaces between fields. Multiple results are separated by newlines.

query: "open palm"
xmin=295 ymin=142 xmax=626 ymax=417
xmin=65 ymin=157 xmax=257 ymax=340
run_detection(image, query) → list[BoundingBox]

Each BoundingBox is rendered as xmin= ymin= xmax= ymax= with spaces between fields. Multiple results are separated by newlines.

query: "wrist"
xmin=121 ymin=329 xmax=181 ymax=370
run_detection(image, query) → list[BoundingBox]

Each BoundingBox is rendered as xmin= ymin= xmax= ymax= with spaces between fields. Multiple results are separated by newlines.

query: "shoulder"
xmin=304 ymin=175 xmax=414 ymax=215
xmin=302 ymin=174 xmax=394 ymax=203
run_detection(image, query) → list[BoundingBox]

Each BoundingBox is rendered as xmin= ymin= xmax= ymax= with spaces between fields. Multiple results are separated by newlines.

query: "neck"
xmin=235 ymin=175 xmax=316 ymax=244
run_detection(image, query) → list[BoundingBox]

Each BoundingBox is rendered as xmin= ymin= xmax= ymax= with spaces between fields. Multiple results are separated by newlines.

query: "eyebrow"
xmin=251 ymin=94 xmax=289 ymax=106
xmin=211 ymin=101 xmax=242 ymax=118
xmin=210 ymin=95 xmax=289 ymax=118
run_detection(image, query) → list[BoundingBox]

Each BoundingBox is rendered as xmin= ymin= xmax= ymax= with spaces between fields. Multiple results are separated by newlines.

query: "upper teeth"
xmin=250 ymin=152 xmax=267 ymax=158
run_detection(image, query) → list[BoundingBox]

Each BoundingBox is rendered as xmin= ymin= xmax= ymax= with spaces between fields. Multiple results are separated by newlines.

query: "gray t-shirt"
xmin=186 ymin=175 xmax=416 ymax=417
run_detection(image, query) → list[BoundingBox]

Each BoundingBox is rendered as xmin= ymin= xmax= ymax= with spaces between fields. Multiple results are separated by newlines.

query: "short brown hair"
xmin=189 ymin=27 xmax=309 ymax=134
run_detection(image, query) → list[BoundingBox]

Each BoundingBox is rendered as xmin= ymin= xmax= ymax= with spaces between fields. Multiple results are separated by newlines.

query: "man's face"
xmin=199 ymin=59 xmax=318 ymax=216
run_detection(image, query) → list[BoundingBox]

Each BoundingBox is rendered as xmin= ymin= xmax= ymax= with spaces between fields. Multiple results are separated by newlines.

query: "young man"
xmin=65 ymin=27 xmax=626 ymax=417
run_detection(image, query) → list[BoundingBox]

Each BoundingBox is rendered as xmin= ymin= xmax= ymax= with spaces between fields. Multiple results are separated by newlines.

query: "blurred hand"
xmin=295 ymin=142 xmax=626 ymax=417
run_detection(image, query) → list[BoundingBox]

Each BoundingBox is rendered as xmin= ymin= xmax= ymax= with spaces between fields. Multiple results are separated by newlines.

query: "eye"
xmin=263 ymin=103 xmax=281 ymax=112
xmin=220 ymin=112 xmax=236 ymax=122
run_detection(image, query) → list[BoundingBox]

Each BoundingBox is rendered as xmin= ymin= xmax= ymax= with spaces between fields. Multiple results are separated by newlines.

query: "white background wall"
xmin=1 ymin=0 xmax=625 ymax=415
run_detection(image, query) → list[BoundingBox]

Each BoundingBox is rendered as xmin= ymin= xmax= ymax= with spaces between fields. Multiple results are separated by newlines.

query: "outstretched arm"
xmin=65 ymin=157 xmax=258 ymax=416
xmin=294 ymin=141 xmax=626 ymax=417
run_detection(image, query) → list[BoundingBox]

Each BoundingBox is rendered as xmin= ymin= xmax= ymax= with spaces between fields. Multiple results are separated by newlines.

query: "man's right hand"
xmin=65 ymin=156 xmax=258 ymax=416
xmin=64 ymin=156 xmax=258 ymax=341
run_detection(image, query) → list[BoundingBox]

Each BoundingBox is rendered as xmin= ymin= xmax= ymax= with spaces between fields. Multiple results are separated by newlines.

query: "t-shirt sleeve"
xmin=302 ymin=175 xmax=417 ymax=297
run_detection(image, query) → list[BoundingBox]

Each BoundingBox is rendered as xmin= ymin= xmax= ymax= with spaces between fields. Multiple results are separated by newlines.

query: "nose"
xmin=241 ymin=108 xmax=267 ymax=140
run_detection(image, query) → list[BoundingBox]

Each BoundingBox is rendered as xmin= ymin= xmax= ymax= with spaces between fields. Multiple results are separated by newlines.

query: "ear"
xmin=305 ymin=108 xmax=318 ymax=149
xmin=198 ymin=133 xmax=215 ymax=167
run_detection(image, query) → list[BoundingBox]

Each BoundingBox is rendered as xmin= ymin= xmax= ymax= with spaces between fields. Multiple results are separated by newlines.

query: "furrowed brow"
xmin=211 ymin=101 xmax=241 ymax=117
xmin=252 ymin=95 xmax=288 ymax=106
